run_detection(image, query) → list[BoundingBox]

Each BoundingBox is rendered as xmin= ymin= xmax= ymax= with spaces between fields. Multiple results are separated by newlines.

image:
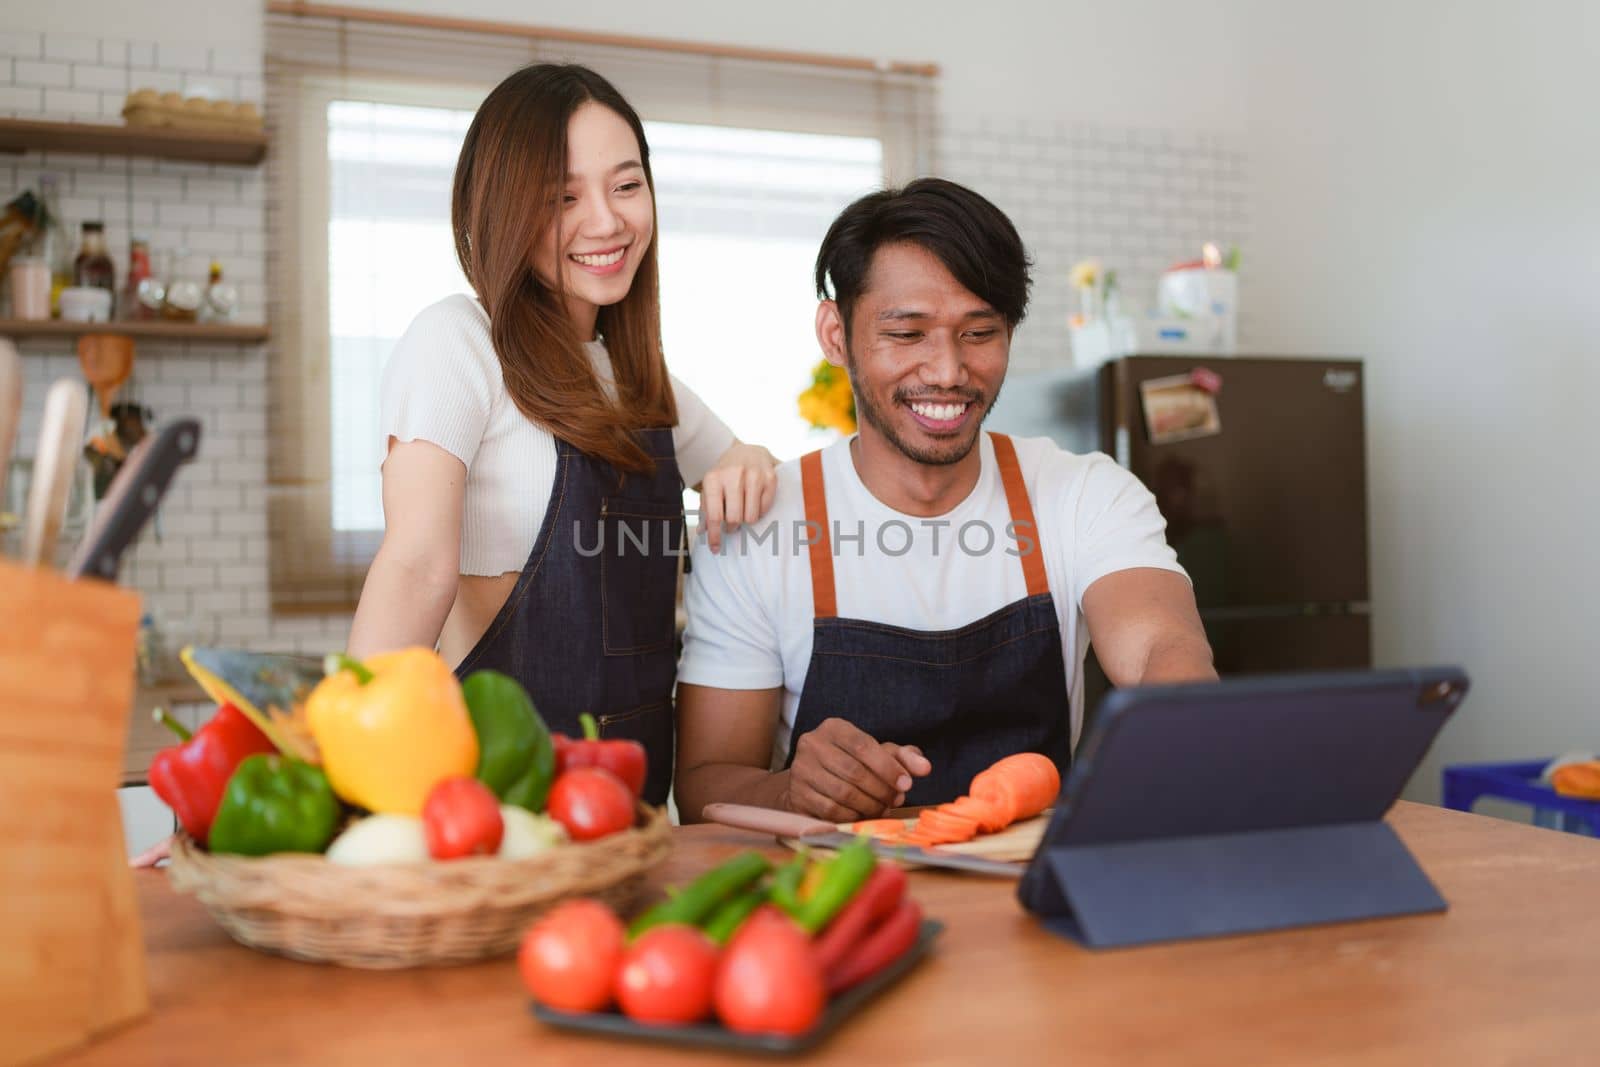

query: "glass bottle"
xmin=73 ymin=221 xmax=117 ymax=315
xmin=35 ymin=173 xmax=73 ymax=317
xmin=161 ymin=247 xmax=203 ymax=322
xmin=123 ymin=237 xmax=153 ymax=321
xmin=204 ymin=260 xmax=238 ymax=321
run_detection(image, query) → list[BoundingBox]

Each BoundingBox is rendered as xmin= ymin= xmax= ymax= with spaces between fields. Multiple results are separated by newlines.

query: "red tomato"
xmin=422 ymin=776 xmax=504 ymax=859
xmin=614 ymin=924 xmax=720 ymax=1025
xmin=518 ymin=899 xmax=625 ymax=1013
xmin=546 ymin=767 xmax=635 ymax=842
xmin=713 ymin=906 xmax=825 ymax=1036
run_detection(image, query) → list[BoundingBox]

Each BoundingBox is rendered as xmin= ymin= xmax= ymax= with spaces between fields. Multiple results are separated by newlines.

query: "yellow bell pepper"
xmin=305 ymin=648 xmax=479 ymax=815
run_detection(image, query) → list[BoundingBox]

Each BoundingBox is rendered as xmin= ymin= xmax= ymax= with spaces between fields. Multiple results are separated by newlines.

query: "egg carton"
xmin=121 ymin=89 xmax=263 ymax=135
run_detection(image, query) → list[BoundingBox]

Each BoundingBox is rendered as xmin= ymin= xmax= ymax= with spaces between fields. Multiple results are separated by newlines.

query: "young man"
xmin=676 ymin=178 xmax=1216 ymax=823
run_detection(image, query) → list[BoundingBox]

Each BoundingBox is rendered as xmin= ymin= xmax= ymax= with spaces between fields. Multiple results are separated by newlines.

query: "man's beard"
xmin=846 ymin=348 xmax=999 ymax=467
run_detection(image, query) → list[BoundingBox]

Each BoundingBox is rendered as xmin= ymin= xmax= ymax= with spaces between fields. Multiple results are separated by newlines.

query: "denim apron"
xmin=784 ymin=433 xmax=1071 ymax=806
xmin=456 ymin=427 xmax=684 ymax=805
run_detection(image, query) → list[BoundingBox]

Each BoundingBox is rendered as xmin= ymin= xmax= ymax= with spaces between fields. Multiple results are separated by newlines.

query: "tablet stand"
xmin=1020 ymin=819 xmax=1446 ymax=949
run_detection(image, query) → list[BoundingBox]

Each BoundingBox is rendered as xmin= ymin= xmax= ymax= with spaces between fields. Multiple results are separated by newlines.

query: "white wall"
xmin=345 ymin=0 xmax=1250 ymax=131
xmin=1236 ymin=0 xmax=1600 ymax=797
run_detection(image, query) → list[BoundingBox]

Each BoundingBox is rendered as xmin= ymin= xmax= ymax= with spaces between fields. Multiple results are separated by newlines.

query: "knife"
xmin=19 ymin=378 xmax=89 ymax=567
xmin=700 ymin=802 xmax=1024 ymax=878
xmin=0 ymin=339 xmax=21 ymax=509
xmin=66 ymin=418 xmax=200 ymax=581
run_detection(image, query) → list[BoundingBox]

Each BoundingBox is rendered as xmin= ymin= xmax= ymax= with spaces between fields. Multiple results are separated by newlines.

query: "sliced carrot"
xmin=848 ymin=818 xmax=911 ymax=839
xmin=969 ymin=776 xmax=1020 ymax=826
xmin=917 ymin=811 xmax=978 ymax=839
xmin=947 ymin=795 xmax=1009 ymax=833
xmin=970 ymin=753 xmax=1060 ymax=824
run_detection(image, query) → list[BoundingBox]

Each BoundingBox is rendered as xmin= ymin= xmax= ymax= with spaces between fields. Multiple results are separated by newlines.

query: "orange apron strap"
xmin=990 ymin=433 xmax=1050 ymax=598
xmin=800 ymin=450 xmax=838 ymax=619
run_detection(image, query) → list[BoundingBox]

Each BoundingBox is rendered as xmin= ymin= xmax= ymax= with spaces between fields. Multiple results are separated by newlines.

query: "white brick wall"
xmin=933 ymin=116 xmax=1252 ymax=376
xmin=2 ymin=31 xmax=350 ymax=656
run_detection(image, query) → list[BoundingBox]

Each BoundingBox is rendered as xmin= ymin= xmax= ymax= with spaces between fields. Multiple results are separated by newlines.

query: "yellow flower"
xmin=1069 ymin=258 xmax=1101 ymax=290
xmin=798 ymin=359 xmax=857 ymax=434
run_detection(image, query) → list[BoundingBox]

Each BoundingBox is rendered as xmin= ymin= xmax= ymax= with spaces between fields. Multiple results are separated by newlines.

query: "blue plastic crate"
xmin=1442 ymin=760 xmax=1600 ymax=836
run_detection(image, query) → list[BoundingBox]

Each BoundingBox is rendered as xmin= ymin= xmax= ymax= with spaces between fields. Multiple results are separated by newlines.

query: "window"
xmin=267 ymin=12 xmax=932 ymax=611
xmin=323 ymin=109 xmax=882 ymax=533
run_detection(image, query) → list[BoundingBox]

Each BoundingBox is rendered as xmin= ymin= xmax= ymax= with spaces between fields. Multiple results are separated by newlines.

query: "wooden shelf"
xmin=0 ymin=318 xmax=269 ymax=343
xmin=0 ymin=118 xmax=266 ymax=166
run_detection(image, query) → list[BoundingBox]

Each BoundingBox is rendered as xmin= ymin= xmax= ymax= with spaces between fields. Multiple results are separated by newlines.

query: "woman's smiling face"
xmin=532 ymin=100 xmax=654 ymax=338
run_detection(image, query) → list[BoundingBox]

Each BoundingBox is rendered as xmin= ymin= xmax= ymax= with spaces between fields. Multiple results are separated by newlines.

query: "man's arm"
xmin=675 ymin=684 xmax=931 ymax=824
xmin=675 ymin=683 xmax=791 ymax=821
xmin=1082 ymin=567 xmax=1218 ymax=686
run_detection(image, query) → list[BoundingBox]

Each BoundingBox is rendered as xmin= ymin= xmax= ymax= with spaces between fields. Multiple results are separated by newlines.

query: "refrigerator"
xmin=992 ymin=355 xmax=1370 ymax=713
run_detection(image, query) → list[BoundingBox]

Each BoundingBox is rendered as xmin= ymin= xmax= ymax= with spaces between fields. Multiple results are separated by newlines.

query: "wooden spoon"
xmin=77 ymin=333 xmax=135 ymax=421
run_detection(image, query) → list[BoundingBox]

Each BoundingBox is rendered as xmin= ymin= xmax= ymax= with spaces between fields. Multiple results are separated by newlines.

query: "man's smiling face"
xmin=833 ymin=241 xmax=1009 ymax=467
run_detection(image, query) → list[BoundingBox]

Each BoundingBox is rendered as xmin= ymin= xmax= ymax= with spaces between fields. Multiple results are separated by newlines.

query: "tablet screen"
xmin=1050 ymin=667 xmax=1468 ymax=847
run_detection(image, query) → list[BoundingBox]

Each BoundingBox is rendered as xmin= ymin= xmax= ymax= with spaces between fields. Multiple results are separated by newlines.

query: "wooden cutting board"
xmin=784 ymin=810 xmax=1052 ymax=866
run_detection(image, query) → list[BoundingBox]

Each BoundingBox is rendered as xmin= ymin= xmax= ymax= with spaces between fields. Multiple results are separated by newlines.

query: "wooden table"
xmin=56 ymin=802 xmax=1600 ymax=1067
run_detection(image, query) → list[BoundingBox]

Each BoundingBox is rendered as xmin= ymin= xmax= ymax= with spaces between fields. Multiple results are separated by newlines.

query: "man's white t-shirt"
xmin=678 ymin=433 xmax=1187 ymax=764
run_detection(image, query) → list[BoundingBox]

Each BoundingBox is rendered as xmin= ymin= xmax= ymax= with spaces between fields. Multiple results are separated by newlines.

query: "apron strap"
xmin=990 ymin=433 xmax=1050 ymax=598
xmin=802 ymin=435 xmax=1048 ymax=619
xmin=800 ymin=450 xmax=839 ymax=619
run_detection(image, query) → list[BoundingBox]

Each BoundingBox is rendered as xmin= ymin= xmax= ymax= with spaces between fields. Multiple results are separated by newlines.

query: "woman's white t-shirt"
xmin=677 ymin=433 xmax=1187 ymax=759
xmin=380 ymin=294 xmax=735 ymax=576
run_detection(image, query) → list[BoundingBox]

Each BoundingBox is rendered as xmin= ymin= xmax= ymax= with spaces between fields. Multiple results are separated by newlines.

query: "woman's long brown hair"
xmin=452 ymin=64 xmax=676 ymax=474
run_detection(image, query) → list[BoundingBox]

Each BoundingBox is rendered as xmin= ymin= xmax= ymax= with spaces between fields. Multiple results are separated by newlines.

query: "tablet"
xmin=1018 ymin=666 xmax=1469 ymax=945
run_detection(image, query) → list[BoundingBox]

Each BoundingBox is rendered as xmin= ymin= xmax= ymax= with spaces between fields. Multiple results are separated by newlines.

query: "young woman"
xmin=348 ymin=64 xmax=778 ymax=804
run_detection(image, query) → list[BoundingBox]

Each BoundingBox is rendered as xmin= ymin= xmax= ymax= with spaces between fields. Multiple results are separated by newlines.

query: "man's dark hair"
xmin=814 ymin=177 xmax=1032 ymax=333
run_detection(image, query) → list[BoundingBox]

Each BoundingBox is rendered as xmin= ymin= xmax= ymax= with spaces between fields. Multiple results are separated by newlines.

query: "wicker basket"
xmin=167 ymin=805 xmax=671 ymax=969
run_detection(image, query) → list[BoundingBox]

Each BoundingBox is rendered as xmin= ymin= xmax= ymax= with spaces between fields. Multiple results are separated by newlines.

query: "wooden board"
xmin=784 ymin=810 xmax=1053 ymax=866
xmin=0 ymin=561 xmax=147 ymax=1066
xmin=0 ymin=117 xmax=266 ymax=165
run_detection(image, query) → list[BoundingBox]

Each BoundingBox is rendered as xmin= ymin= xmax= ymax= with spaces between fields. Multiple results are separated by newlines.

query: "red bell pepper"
xmin=553 ymin=713 xmax=647 ymax=797
xmin=148 ymin=704 xmax=277 ymax=845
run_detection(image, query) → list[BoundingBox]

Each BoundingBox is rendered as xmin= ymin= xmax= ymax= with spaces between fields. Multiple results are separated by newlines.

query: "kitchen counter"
xmin=57 ymin=802 xmax=1600 ymax=1066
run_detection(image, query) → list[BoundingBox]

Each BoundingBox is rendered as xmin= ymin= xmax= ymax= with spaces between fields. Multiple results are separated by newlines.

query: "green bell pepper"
xmin=462 ymin=670 xmax=556 ymax=811
xmin=208 ymin=754 xmax=341 ymax=856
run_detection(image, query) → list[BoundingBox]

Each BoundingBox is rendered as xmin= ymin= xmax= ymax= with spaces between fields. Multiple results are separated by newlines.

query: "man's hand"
xmin=785 ymin=718 xmax=932 ymax=822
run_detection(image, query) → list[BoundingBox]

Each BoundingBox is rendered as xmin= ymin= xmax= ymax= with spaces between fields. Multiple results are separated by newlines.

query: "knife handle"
xmin=0 ymin=339 xmax=21 ymax=506
xmin=700 ymin=802 xmax=838 ymax=837
xmin=19 ymin=378 xmax=88 ymax=568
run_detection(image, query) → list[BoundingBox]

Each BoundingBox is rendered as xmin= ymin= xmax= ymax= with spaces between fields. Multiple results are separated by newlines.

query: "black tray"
xmin=530 ymin=919 xmax=944 ymax=1055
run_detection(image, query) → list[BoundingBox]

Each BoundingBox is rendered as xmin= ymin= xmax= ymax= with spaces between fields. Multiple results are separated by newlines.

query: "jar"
xmin=60 ymin=286 xmax=114 ymax=323
xmin=8 ymin=257 xmax=51 ymax=320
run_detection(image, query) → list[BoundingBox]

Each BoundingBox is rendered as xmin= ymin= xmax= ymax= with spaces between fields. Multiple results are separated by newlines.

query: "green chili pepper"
xmin=793 ymin=836 xmax=876 ymax=933
xmin=628 ymin=851 xmax=772 ymax=939
xmin=702 ymin=886 xmax=769 ymax=945
xmin=208 ymin=754 xmax=341 ymax=857
xmin=769 ymin=852 xmax=811 ymax=920
xmin=462 ymin=671 xmax=556 ymax=812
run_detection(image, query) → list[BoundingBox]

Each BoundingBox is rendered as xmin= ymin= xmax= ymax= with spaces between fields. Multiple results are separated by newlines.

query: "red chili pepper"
xmin=812 ymin=863 xmax=908 ymax=973
xmin=147 ymin=704 xmax=277 ymax=846
xmin=551 ymin=712 xmax=647 ymax=797
xmin=824 ymin=897 xmax=923 ymax=995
